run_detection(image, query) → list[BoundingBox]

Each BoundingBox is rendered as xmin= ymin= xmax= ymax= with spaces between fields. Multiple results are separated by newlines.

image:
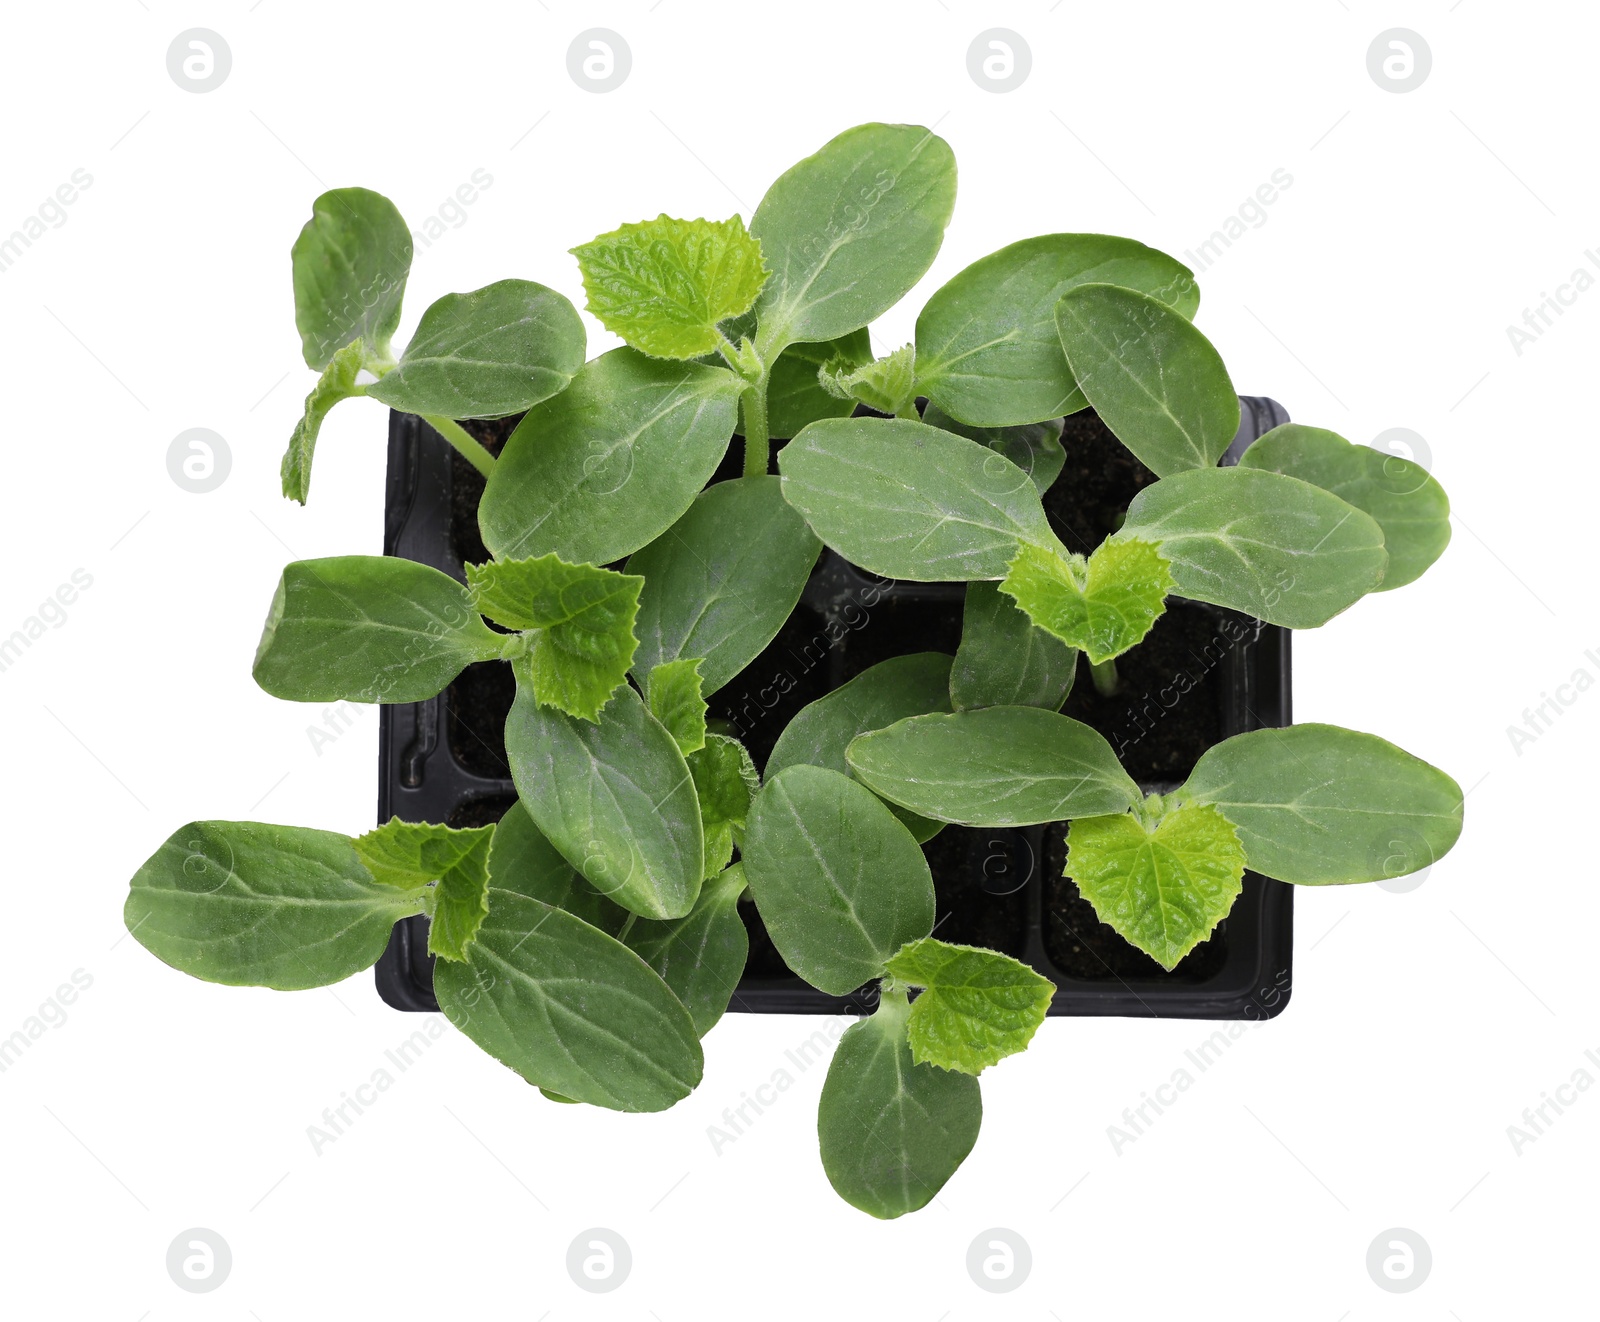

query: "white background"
xmin=1 ymin=1 xmax=1593 ymax=1316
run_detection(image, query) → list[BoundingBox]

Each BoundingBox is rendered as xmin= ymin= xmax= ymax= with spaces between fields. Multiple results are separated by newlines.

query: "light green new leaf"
xmin=434 ymin=886 xmax=703 ymax=1111
xmin=950 ymin=581 xmax=1077 ymax=713
xmin=479 ymin=349 xmax=744 ymax=565
xmin=125 ymin=821 xmax=425 ymax=989
xmin=1181 ymin=724 xmax=1464 ymax=885
xmin=847 ymin=706 xmax=1141 ymax=827
xmin=767 ymin=329 xmax=873 ymax=438
xmin=742 ymin=766 xmax=935 ymax=995
xmin=767 ymin=652 xmax=953 ymax=843
xmin=688 ymin=734 xmax=760 ymax=877
xmin=1065 ymin=802 xmax=1245 ymax=970
xmin=916 ymin=234 xmax=1199 ymax=426
xmin=252 ymin=556 xmax=507 ymax=704
xmin=506 ymin=679 xmax=703 ymax=919
xmin=1055 ymin=283 xmax=1238 ymax=476
xmin=282 ymin=338 xmax=363 ymax=504
xmin=624 ymin=863 xmax=750 ymax=1036
xmin=488 ymin=805 xmax=628 ymax=937
xmin=627 ymin=475 xmax=821 ymax=694
xmin=779 ymin=417 xmax=1063 ymax=581
xmin=291 ymin=186 xmax=411 ymax=369
xmin=1238 ymin=423 xmax=1451 ymax=590
xmin=752 ymin=123 xmax=957 ymax=358
xmin=466 ymin=553 xmax=642 ymax=722
xmin=647 ymin=658 xmax=708 ymax=755
xmin=819 ymin=343 xmax=918 ymax=416
xmin=817 ymin=987 xmax=982 ymax=1219
xmin=921 ymin=403 xmax=1066 ymax=497
xmin=1120 ymin=466 xmax=1388 ymax=627
xmin=1000 ymin=538 xmax=1173 ymax=665
xmin=352 ymin=818 xmax=493 ymax=961
xmin=572 ymin=214 xmax=768 ymax=360
xmin=885 ymin=938 xmax=1054 ymax=1074
xmin=366 ymin=280 xmax=585 ymax=418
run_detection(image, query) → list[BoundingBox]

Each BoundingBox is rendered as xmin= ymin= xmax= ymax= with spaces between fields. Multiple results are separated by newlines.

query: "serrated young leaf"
xmin=572 ymin=214 xmax=769 ymax=360
xmin=816 ymin=986 xmax=982 ymax=1219
xmin=818 ymin=343 xmax=918 ymax=416
xmin=291 ymin=187 xmax=411 ymax=370
xmin=466 ymin=554 xmax=642 ymax=722
xmin=281 ymin=339 xmax=364 ymax=504
xmin=767 ymin=329 xmax=873 ymax=438
xmin=688 ymin=734 xmax=760 ymax=878
xmin=1238 ymin=423 xmax=1451 ymax=590
xmin=1000 ymin=538 xmax=1172 ymax=665
xmin=646 ymin=658 xmax=708 ymax=756
xmin=366 ymin=279 xmax=585 ymax=418
xmin=624 ymin=863 xmax=750 ymax=1036
xmin=921 ymin=403 xmax=1067 ymax=497
xmin=884 ymin=937 xmax=1055 ymax=1074
xmin=1065 ymin=801 xmax=1245 ymax=971
xmin=352 ymin=818 xmax=494 ymax=961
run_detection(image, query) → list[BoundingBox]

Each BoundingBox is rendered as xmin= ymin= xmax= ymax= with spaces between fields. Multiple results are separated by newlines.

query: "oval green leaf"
xmin=1237 ymin=423 xmax=1451 ymax=590
xmin=366 ymin=279 xmax=585 ymax=418
xmin=623 ymin=863 xmax=750 ymax=1036
xmin=479 ymin=348 xmax=743 ymax=565
xmin=847 ymin=706 xmax=1141 ymax=827
xmin=487 ymin=804 xmax=628 ymax=937
xmin=921 ymin=403 xmax=1066 ymax=497
xmin=252 ymin=557 xmax=505 ymax=704
xmin=292 ymin=186 xmax=411 ymax=369
xmin=434 ymin=886 xmax=703 ymax=1111
xmin=916 ymin=234 xmax=1199 ymax=427
xmin=779 ymin=417 xmax=1061 ymax=581
xmin=741 ymin=766 xmax=935 ymax=995
xmin=1055 ymin=283 xmax=1238 ymax=476
xmin=767 ymin=652 xmax=953 ymax=843
xmin=950 ymin=581 xmax=1077 ymax=712
xmin=627 ymin=476 xmax=821 ymax=695
xmin=752 ymin=123 xmax=957 ymax=357
xmin=505 ymin=679 xmax=704 ymax=919
xmin=817 ymin=989 xmax=982 ymax=1219
xmin=1119 ymin=466 xmax=1388 ymax=627
xmin=1180 ymin=724 xmax=1464 ymax=885
xmin=124 ymin=821 xmax=424 ymax=989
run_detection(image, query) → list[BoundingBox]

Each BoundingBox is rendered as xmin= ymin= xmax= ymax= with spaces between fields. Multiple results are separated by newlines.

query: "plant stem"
xmin=741 ymin=379 xmax=771 ymax=479
xmin=1090 ymin=657 xmax=1121 ymax=698
xmin=422 ymin=415 xmax=497 ymax=479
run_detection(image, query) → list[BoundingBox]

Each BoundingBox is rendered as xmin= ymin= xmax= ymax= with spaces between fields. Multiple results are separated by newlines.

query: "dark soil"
xmin=1045 ymin=409 xmax=1161 ymax=554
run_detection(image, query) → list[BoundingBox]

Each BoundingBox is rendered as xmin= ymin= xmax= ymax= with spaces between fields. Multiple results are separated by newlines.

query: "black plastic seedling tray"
xmin=375 ymin=398 xmax=1294 ymax=1021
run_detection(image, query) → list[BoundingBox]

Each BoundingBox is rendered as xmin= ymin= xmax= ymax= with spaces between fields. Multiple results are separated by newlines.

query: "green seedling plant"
xmin=124 ymin=123 xmax=1462 ymax=1219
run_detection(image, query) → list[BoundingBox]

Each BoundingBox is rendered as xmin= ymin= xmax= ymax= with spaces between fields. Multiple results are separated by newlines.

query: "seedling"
xmin=124 ymin=123 xmax=1462 ymax=1218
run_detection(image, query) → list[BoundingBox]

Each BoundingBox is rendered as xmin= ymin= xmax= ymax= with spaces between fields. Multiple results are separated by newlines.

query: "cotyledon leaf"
xmin=291 ymin=186 xmax=411 ymax=370
xmin=505 ymin=679 xmax=703 ymax=920
xmin=949 ymin=580 xmax=1077 ymax=713
xmin=816 ymin=987 xmax=982 ymax=1219
xmin=779 ymin=417 xmax=1064 ymax=581
xmin=1064 ymin=801 xmax=1246 ymax=971
xmin=921 ymin=402 xmax=1066 ymax=498
xmin=847 ymin=706 xmax=1141 ymax=827
xmin=1237 ymin=423 xmax=1451 ymax=591
xmin=741 ymin=766 xmax=935 ymax=996
xmin=282 ymin=339 xmax=364 ymax=504
xmin=1119 ymin=466 xmax=1388 ymax=628
xmin=124 ymin=821 xmax=426 ymax=990
xmin=1180 ymin=724 xmax=1464 ymax=885
xmin=766 ymin=652 xmax=953 ymax=843
xmin=915 ymin=233 xmax=1199 ymax=427
xmin=623 ymin=863 xmax=751 ymax=1036
xmin=487 ymin=804 xmax=628 ymax=937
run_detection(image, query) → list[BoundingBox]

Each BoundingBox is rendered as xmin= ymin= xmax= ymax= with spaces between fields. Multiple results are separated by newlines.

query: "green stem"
xmin=617 ymin=912 xmax=638 ymax=942
xmin=1090 ymin=657 xmax=1121 ymax=698
xmin=741 ymin=378 xmax=771 ymax=479
xmin=421 ymin=415 xmax=497 ymax=479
